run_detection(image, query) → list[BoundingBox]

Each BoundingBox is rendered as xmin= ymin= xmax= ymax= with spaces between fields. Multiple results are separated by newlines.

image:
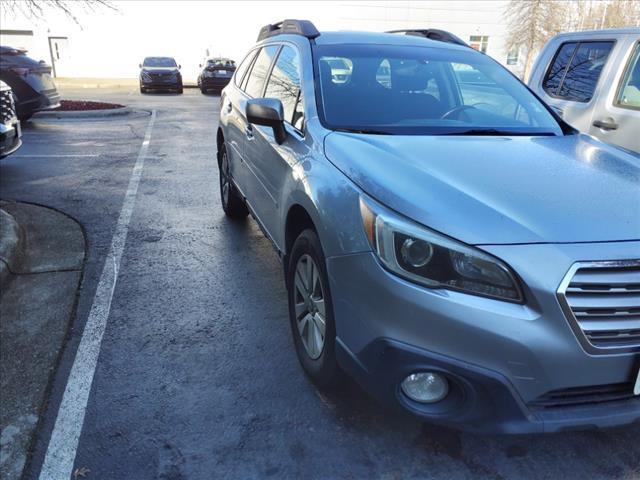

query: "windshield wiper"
xmin=337 ymin=128 xmax=391 ymax=135
xmin=441 ymin=128 xmax=556 ymax=136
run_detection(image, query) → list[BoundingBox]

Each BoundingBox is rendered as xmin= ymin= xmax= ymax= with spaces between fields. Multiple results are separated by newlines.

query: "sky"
xmin=0 ymin=1 xmax=511 ymax=79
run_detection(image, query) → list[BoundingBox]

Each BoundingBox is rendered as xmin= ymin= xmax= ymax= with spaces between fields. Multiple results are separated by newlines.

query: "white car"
xmin=528 ymin=28 xmax=640 ymax=152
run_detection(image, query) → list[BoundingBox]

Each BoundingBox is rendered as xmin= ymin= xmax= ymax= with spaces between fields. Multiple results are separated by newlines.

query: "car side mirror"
xmin=178 ymin=65 xmax=182 ymax=69
xmin=246 ymin=98 xmax=287 ymax=144
xmin=139 ymin=63 xmax=142 ymax=68
xmin=199 ymin=64 xmax=202 ymax=68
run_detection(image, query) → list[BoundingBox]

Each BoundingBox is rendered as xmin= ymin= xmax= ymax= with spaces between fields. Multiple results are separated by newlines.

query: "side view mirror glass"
xmin=139 ymin=63 xmax=142 ymax=68
xmin=246 ymin=98 xmax=287 ymax=144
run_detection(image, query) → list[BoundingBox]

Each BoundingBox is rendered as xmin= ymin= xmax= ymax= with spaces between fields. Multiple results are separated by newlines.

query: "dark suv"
xmin=139 ymin=57 xmax=183 ymax=94
xmin=0 ymin=46 xmax=61 ymax=121
xmin=198 ymin=58 xmax=236 ymax=93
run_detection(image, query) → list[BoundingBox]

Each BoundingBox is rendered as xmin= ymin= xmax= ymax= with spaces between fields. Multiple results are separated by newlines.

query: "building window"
xmin=507 ymin=47 xmax=519 ymax=65
xmin=469 ymin=35 xmax=489 ymax=53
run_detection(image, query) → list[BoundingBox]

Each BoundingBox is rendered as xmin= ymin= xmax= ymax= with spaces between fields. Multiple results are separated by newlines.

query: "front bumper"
xmin=327 ymin=241 xmax=640 ymax=433
xmin=140 ymin=77 xmax=182 ymax=89
xmin=0 ymin=121 xmax=22 ymax=159
xmin=16 ymin=88 xmax=60 ymax=117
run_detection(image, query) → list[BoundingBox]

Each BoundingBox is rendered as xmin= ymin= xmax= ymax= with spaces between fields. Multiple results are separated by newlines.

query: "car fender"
xmin=280 ymin=154 xmax=371 ymax=259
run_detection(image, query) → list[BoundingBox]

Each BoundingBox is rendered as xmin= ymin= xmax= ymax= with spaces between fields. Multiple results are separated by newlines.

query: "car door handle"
xmin=226 ymin=102 xmax=232 ymax=113
xmin=245 ymin=124 xmax=254 ymax=139
xmin=593 ymin=119 xmax=618 ymax=131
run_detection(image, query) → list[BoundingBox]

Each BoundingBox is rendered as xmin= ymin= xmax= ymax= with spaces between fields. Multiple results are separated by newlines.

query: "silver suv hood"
xmin=324 ymin=132 xmax=640 ymax=245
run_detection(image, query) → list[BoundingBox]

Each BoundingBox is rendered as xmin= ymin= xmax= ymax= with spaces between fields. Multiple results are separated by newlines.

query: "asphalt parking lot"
xmin=1 ymin=86 xmax=638 ymax=480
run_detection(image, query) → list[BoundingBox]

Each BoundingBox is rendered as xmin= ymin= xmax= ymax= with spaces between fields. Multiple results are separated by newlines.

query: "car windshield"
xmin=143 ymin=57 xmax=177 ymax=67
xmin=315 ymin=44 xmax=563 ymax=135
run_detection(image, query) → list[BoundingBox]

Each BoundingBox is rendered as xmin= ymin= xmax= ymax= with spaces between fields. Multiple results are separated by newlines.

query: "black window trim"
xmin=542 ymin=39 xmax=617 ymax=104
xmin=263 ymin=42 xmax=306 ymax=136
xmin=613 ymin=41 xmax=640 ymax=112
xmin=235 ymin=48 xmax=259 ymax=91
xmin=241 ymin=44 xmax=281 ymax=99
xmin=238 ymin=47 xmax=262 ymax=95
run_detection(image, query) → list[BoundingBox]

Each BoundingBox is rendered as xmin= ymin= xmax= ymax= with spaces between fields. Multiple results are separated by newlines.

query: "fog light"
xmin=401 ymin=372 xmax=448 ymax=403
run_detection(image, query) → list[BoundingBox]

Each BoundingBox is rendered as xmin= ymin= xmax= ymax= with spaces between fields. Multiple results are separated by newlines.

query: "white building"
xmin=0 ymin=1 xmax=521 ymax=82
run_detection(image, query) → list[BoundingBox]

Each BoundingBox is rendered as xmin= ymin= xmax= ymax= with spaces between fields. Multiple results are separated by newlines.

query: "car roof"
xmin=262 ymin=30 xmax=470 ymax=53
xmin=552 ymin=27 xmax=640 ymax=38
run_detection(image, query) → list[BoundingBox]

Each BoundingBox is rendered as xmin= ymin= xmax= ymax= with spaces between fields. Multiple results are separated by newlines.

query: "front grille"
xmin=558 ymin=260 xmax=640 ymax=352
xmin=529 ymin=382 xmax=637 ymax=409
xmin=0 ymin=89 xmax=17 ymax=124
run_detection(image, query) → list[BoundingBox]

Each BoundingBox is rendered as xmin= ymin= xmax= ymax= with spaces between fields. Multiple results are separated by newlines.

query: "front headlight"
xmin=360 ymin=196 xmax=523 ymax=303
xmin=141 ymin=71 xmax=152 ymax=81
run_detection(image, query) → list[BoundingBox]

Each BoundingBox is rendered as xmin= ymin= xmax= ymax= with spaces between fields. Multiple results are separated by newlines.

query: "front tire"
xmin=177 ymin=85 xmax=183 ymax=94
xmin=287 ymin=229 xmax=339 ymax=387
xmin=218 ymin=144 xmax=248 ymax=219
xmin=140 ymin=86 xmax=147 ymax=94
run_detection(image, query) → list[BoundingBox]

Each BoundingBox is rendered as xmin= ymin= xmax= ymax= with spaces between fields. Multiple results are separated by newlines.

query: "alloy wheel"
xmin=293 ymin=254 xmax=326 ymax=360
xmin=220 ymin=150 xmax=230 ymax=206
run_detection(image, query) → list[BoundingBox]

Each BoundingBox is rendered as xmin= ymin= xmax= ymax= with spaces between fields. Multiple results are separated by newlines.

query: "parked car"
xmin=0 ymin=46 xmax=61 ymax=121
xmin=528 ymin=28 xmax=640 ymax=152
xmin=139 ymin=57 xmax=183 ymax=94
xmin=0 ymin=81 xmax=22 ymax=158
xmin=217 ymin=20 xmax=640 ymax=434
xmin=197 ymin=58 xmax=236 ymax=93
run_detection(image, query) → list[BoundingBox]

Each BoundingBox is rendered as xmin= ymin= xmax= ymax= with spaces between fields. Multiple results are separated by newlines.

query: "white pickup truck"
xmin=528 ymin=28 xmax=640 ymax=152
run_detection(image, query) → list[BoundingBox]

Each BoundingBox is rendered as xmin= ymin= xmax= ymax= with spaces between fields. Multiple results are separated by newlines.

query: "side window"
xmin=264 ymin=45 xmax=303 ymax=129
xmin=615 ymin=43 xmax=640 ymax=110
xmin=245 ymin=45 xmax=280 ymax=98
xmin=542 ymin=41 xmax=614 ymax=102
xmin=542 ymin=42 xmax=577 ymax=95
xmin=234 ymin=49 xmax=258 ymax=89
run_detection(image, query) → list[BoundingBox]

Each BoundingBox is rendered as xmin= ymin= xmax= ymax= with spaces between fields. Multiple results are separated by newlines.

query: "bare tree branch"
xmin=0 ymin=0 xmax=117 ymax=27
xmin=504 ymin=0 xmax=640 ymax=80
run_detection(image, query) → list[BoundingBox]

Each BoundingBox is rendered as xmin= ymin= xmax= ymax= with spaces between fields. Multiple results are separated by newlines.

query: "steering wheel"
xmin=440 ymin=104 xmax=477 ymax=120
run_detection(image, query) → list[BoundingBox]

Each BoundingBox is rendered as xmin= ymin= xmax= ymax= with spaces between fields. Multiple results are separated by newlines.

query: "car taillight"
xmin=10 ymin=67 xmax=30 ymax=76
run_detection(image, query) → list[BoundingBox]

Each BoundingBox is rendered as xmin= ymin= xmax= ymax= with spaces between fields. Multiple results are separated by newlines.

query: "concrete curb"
xmin=0 ymin=207 xmax=24 ymax=286
xmin=33 ymin=106 xmax=132 ymax=119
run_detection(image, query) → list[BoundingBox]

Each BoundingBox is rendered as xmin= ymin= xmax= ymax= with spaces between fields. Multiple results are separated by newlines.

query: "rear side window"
xmin=542 ymin=41 xmax=614 ymax=102
xmin=615 ymin=43 xmax=640 ymax=110
xmin=244 ymin=45 xmax=280 ymax=98
xmin=234 ymin=50 xmax=258 ymax=88
xmin=265 ymin=45 xmax=303 ymax=128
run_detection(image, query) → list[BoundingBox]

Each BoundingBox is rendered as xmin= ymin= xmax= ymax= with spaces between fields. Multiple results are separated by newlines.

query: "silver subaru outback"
xmin=217 ymin=20 xmax=640 ymax=434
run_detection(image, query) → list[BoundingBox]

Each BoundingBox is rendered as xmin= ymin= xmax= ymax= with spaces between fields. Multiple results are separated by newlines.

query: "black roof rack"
xmin=387 ymin=29 xmax=468 ymax=47
xmin=257 ymin=19 xmax=320 ymax=42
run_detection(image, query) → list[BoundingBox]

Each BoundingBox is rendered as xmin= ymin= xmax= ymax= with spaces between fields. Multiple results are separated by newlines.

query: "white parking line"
xmin=12 ymin=154 xmax=100 ymax=158
xmin=38 ymin=109 xmax=157 ymax=480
